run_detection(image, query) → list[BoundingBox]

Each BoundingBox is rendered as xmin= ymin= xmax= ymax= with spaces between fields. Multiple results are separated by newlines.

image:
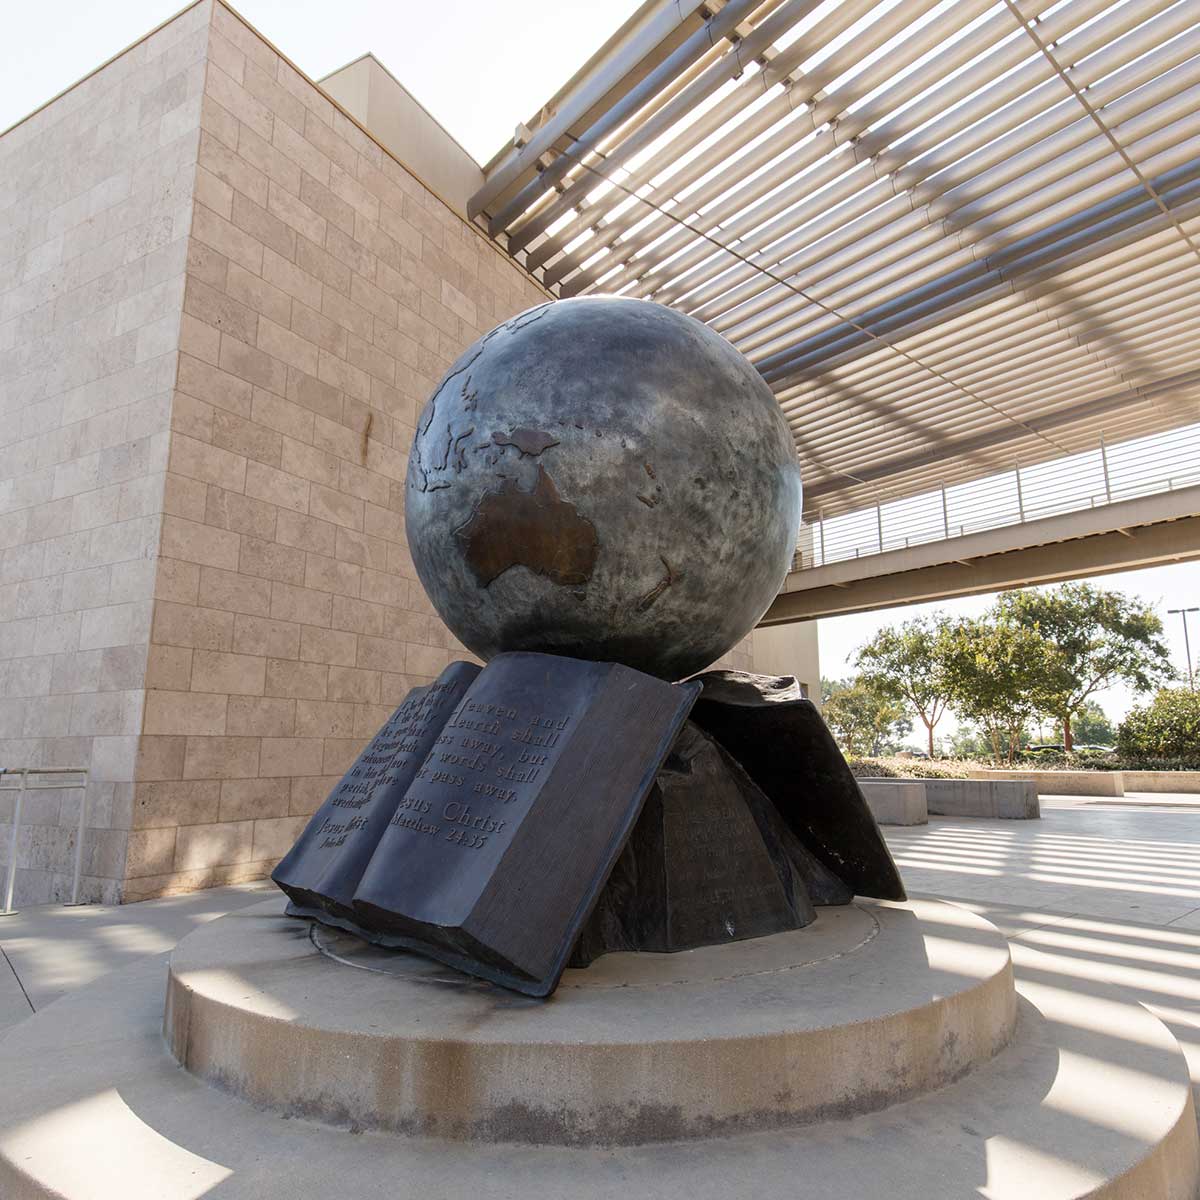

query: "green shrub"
xmin=847 ymin=759 xmax=900 ymax=778
xmin=848 ymin=749 xmax=1200 ymax=776
xmin=846 ymin=757 xmax=976 ymax=780
xmin=1104 ymin=754 xmax=1200 ymax=771
xmin=1117 ymin=689 xmax=1200 ymax=759
xmin=1012 ymin=750 xmax=1122 ymax=771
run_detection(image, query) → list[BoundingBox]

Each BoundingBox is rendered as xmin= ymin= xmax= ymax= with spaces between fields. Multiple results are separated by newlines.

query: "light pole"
xmin=1167 ymin=608 xmax=1199 ymax=691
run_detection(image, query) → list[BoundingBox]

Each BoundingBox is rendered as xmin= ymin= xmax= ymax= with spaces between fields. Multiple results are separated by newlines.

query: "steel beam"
xmin=468 ymin=0 xmax=710 ymax=220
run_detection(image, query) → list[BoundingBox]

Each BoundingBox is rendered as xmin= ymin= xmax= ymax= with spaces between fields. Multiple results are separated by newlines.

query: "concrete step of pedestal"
xmin=162 ymin=897 xmax=1015 ymax=1144
xmin=0 ymin=907 xmax=1196 ymax=1200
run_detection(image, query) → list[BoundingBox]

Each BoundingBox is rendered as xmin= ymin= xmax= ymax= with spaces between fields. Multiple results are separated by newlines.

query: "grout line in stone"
xmin=1165 ymin=905 xmax=1200 ymax=927
xmin=0 ymin=942 xmax=35 ymax=1014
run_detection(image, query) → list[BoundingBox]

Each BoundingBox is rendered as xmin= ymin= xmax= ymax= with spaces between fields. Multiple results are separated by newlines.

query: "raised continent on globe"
xmin=454 ymin=465 xmax=599 ymax=588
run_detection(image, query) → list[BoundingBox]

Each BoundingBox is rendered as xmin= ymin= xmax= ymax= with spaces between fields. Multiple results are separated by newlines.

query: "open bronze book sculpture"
xmin=275 ymin=653 xmax=699 ymax=996
xmin=274 ymin=297 xmax=903 ymax=997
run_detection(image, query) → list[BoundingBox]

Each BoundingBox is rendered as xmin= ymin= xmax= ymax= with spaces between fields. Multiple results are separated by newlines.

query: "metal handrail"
xmin=1 ymin=768 xmax=90 ymax=916
xmin=792 ymin=424 xmax=1200 ymax=572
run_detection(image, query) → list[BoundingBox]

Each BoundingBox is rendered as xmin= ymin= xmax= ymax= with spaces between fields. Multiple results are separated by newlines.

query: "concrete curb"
xmin=925 ymin=778 xmax=1040 ymax=819
xmin=856 ymin=780 xmax=928 ymax=825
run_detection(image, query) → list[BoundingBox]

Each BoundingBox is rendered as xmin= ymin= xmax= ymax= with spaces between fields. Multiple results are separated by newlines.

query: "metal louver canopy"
xmin=472 ymin=0 xmax=1200 ymax=521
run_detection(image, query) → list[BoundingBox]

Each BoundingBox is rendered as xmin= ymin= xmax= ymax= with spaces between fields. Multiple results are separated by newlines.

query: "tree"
xmin=855 ymin=616 xmax=953 ymax=758
xmin=940 ymin=617 xmax=1058 ymax=765
xmin=952 ymin=722 xmax=1033 ymax=758
xmin=996 ymin=583 xmax=1173 ymax=751
xmin=821 ymin=676 xmax=912 ymax=758
xmin=948 ymin=724 xmax=992 ymax=759
xmin=1072 ymin=700 xmax=1115 ymax=746
xmin=1117 ymin=688 xmax=1200 ymax=759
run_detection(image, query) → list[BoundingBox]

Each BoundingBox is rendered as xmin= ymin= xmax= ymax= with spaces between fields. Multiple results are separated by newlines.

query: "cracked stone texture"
xmin=405 ymin=296 xmax=803 ymax=681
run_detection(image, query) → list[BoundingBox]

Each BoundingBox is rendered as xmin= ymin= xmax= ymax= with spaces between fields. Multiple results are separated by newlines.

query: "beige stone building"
xmin=0 ymin=0 xmax=818 ymax=906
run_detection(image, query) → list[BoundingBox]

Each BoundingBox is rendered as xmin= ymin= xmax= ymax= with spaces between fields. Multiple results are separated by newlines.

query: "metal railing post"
xmin=67 ymin=779 xmax=89 ymax=907
xmin=1099 ymin=433 xmax=1113 ymax=504
xmin=1015 ymin=462 xmax=1026 ymax=522
xmin=817 ymin=507 xmax=825 ymax=566
xmin=875 ymin=500 xmax=884 ymax=554
xmin=2 ymin=770 xmax=26 ymax=917
xmin=940 ymin=483 xmax=949 ymax=539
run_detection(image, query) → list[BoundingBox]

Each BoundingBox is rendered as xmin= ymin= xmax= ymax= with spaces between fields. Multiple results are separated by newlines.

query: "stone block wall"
xmin=124 ymin=2 xmax=549 ymax=900
xmin=0 ymin=3 xmax=210 ymax=904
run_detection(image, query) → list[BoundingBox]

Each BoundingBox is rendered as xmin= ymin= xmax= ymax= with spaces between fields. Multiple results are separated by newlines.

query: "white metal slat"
xmin=770 ymin=238 xmax=1200 ymax=416
xmin=788 ymin=275 xmax=1200 ymax=423
xmin=676 ymin=31 xmax=1200 ymax=327
xmin=791 ymin=334 xmax=1200 ymax=461
xmin=753 ymin=177 xmax=1200 ymax=386
xmin=553 ymin=0 xmax=1016 ymax=293
xmin=558 ymin=0 xmax=1178 ymax=300
xmin=792 ymin=357 xmax=1200 ymax=478
xmin=735 ymin=120 xmax=1200 ymax=367
xmin=470 ymin=0 xmax=712 ymax=218
xmin=505 ymin=0 xmax=872 ymax=253
xmin=521 ymin=0 xmax=822 ymax=271
xmin=518 ymin=0 xmax=933 ymax=265
xmin=488 ymin=0 xmax=769 ymax=239
xmin=545 ymin=0 xmax=1010 ymax=288
xmin=670 ymin=11 xmax=1200 ymax=334
xmin=780 ymin=296 xmax=1200 ymax=444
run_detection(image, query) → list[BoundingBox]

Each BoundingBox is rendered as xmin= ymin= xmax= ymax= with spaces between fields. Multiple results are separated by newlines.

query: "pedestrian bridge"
xmin=765 ymin=424 xmax=1200 ymax=621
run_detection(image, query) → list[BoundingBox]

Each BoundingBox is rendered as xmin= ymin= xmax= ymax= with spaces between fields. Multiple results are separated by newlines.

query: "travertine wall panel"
xmin=0 ymin=2 xmax=211 ymax=904
xmin=124 ymin=1 xmax=549 ymax=900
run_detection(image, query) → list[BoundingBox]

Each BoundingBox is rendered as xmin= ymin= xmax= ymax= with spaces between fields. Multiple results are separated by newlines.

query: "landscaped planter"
xmin=1117 ymin=770 xmax=1200 ymax=794
xmin=966 ymin=769 xmax=1200 ymax=796
xmin=967 ymin=769 xmax=1122 ymax=796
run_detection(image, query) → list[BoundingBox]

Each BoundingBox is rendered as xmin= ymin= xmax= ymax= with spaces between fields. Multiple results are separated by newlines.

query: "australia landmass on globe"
xmin=454 ymin=465 xmax=599 ymax=588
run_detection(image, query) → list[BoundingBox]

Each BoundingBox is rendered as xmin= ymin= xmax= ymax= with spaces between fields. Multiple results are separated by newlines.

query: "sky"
xmin=0 ymin=0 xmax=643 ymax=161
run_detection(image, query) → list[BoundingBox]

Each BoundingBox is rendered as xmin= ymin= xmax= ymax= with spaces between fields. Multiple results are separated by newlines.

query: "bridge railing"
xmin=791 ymin=424 xmax=1200 ymax=573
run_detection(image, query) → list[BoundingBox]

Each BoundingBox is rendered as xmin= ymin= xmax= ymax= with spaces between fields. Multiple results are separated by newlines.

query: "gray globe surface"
xmin=405 ymin=296 xmax=802 ymax=681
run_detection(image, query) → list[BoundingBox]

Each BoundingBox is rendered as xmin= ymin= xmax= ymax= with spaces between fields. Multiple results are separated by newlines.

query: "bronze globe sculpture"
xmin=405 ymin=295 xmax=802 ymax=681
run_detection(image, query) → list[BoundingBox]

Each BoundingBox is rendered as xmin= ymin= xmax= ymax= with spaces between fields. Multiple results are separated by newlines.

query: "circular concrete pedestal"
xmin=164 ymin=896 xmax=1015 ymax=1145
xmin=1 ymin=897 xmax=1197 ymax=1200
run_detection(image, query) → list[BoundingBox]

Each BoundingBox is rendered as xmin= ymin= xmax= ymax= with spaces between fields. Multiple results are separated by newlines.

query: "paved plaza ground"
xmin=888 ymin=792 xmax=1200 ymax=1141
xmin=2 ymin=794 xmax=1199 ymax=1146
